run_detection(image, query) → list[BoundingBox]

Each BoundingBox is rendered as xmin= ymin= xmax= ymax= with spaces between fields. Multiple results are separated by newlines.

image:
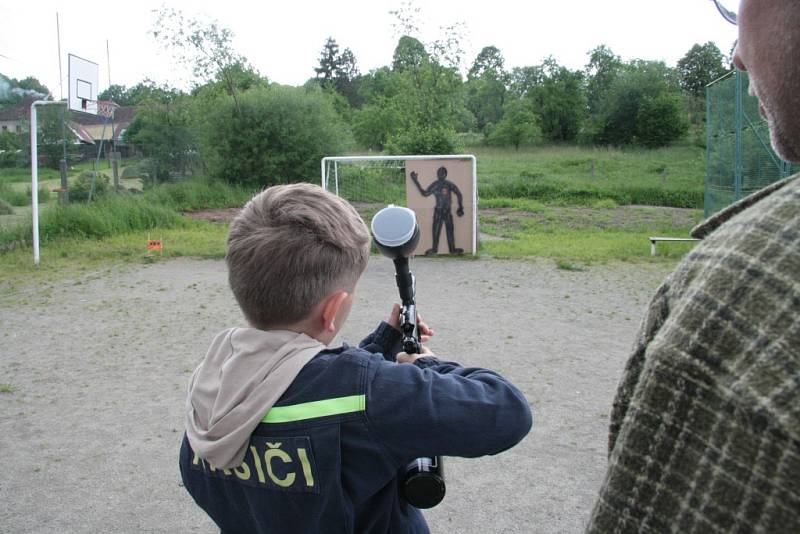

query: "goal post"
xmin=321 ymin=155 xmax=478 ymax=256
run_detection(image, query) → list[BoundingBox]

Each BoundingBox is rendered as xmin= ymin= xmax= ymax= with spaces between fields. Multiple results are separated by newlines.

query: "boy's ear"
xmin=320 ymin=290 xmax=349 ymax=333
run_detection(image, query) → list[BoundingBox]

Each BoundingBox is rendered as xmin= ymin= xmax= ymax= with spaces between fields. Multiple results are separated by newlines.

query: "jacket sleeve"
xmin=364 ymin=356 xmax=533 ymax=462
xmin=358 ymin=322 xmax=404 ymax=361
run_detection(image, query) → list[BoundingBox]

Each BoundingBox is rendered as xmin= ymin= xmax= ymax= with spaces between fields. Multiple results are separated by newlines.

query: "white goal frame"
xmin=321 ymin=155 xmax=478 ymax=255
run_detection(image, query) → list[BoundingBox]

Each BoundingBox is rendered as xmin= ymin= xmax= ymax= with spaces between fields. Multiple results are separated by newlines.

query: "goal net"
xmin=321 ymin=155 xmax=479 ymax=255
xmin=321 ymin=157 xmax=408 ymax=207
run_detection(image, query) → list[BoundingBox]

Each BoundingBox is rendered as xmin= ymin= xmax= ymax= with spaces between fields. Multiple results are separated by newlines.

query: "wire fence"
xmin=705 ymin=70 xmax=799 ymax=217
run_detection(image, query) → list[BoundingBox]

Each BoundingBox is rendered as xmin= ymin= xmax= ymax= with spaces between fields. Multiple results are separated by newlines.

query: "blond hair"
xmin=226 ymin=183 xmax=370 ymax=329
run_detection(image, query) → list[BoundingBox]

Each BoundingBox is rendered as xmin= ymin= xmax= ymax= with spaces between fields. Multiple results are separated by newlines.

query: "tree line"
xmin=1 ymin=8 xmax=731 ymax=188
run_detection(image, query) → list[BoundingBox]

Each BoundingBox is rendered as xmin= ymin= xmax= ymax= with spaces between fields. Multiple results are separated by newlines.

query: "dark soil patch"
xmin=182 ymin=208 xmax=240 ymax=223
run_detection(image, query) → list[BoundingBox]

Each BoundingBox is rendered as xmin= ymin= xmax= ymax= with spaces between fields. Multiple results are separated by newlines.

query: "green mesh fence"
xmin=705 ymin=70 xmax=799 ymax=217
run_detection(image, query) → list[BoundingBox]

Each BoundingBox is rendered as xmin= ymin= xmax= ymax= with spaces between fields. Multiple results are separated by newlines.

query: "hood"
xmin=185 ymin=327 xmax=325 ymax=469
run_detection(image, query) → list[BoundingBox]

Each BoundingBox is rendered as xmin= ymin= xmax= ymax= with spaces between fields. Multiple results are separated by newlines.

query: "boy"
xmin=180 ymin=183 xmax=532 ymax=533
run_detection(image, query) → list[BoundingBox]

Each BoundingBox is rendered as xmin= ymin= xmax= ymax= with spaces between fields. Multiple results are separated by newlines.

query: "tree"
xmin=15 ymin=77 xmax=50 ymax=97
xmin=352 ymin=98 xmax=402 ymax=151
xmin=635 ymin=93 xmax=688 ymax=148
xmin=356 ymin=67 xmax=403 ymax=103
xmin=124 ymin=94 xmax=196 ymax=184
xmin=468 ymin=46 xmax=505 ymax=81
xmin=677 ymin=42 xmax=729 ymax=98
xmin=595 ymin=60 xmax=687 ymax=147
xmin=152 ymin=8 xmax=249 ymax=113
xmin=338 ymin=49 xmax=360 ymax=85
xmin=200 ymin=85 xmax=351 ymax=187
xmin=99 ymin=80 xmax=187 ymax=106
xmin=392 ymin=36 xmax=428 ymax=72
xmin=508 ymin=66 xmax=544 ymax=99
xmin=585 ymin=45 xmax=622 ymax=116
xmin=466 ymin=46 xmax=507 ymax=133
xmin=0 ymin=74 xmax=50 ymax=106
xmin=98 ymin=84 xmax=131 ymax=105
xmin=466 ymin=76 xmax=506 ymax=133
xmin=314 ymin=38 xmax=361 ymax=106
xmin=387 ymin=56 xmax=467 ymax=153
xmin=315 ymin=37 xmax=342 ymax=83
xmin=348 ymin=5 xmax=469 ymax=153
xmin=487 ymin=99 xmax=541 ymax=149
xmin=528 ymin=58 xmax=586 ymax=142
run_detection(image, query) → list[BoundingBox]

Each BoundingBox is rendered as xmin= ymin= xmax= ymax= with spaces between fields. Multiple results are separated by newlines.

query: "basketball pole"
xmin=30 ymin=100 xmax=68 ymax=266
xmin=56 ymin=13 xmax=69 ymax=204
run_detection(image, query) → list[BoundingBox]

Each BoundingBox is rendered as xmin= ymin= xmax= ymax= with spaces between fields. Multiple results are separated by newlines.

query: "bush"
xmin=635 ymin=93 xmax=688 ymax=148
xmin=0 ymin=198 xmax=13 ymax=215
xmin=201 ymin=85 xmax=351 ymax=187
xmin=352 ymin=101 xmax=402 ymax=151
xmin=0 ymin=150 xmax=18 ymax=168
xmin=69 ymin=172 xmax=110 ymax=202
xmin=487 ymin=99 xmax=541 ymax=150
xmin=385 ymin=124 xmax=461 ymax=155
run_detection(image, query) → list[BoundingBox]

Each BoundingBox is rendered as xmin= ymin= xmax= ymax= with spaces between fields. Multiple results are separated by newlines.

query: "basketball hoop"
xmin=97 ymin=100 xmax=118 ymax=119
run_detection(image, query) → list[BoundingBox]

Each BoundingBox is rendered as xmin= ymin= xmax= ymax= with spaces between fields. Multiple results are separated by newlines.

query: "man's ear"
xmin=320 ymin=290 xmax=349 ymax=333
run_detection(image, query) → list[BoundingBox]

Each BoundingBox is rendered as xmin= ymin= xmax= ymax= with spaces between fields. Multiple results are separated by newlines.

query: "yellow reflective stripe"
xmin=262 ymin=394 xmax=366 ymax=424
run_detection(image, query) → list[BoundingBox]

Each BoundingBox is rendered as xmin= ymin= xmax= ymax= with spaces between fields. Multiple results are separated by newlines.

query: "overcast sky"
xmin=0 ymin=0 xmax=738 ymax=99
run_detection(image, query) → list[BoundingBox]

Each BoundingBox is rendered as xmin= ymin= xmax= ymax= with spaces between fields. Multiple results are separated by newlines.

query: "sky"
xmin=0 ymin=0 xmax=738 ymax=99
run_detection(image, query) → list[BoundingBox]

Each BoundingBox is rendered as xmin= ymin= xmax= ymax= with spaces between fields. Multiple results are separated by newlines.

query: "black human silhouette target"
xmin=410 ymin=166 xmax=465 ymax=255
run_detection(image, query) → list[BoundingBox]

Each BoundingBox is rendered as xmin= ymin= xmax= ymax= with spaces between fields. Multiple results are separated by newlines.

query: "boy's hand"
xmin=388 ymin=303 xmax=435 ymax=342
xmin=397 ymin=344 xmax=434 ymax=364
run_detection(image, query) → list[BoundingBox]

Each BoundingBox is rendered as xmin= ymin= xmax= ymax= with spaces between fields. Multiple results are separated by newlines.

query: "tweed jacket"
xmin=587 ymin=175 xmax=800 ymax=533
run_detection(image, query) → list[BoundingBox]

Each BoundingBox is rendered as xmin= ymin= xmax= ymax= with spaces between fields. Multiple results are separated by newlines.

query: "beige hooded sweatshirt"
xmin=185 ymin=327 xmax=325 ymax=469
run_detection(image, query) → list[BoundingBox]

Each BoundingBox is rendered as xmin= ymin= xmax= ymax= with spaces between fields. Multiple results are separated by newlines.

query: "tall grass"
xmin=0 ymin=177 xmax=252 ymax=251
xmin=0 ymin=182 xmax=51 ymax=206
xmin=142 ymin=177 xmax=255 ymax=210
xmin=0 ymin=195 xmax=185 ymax=250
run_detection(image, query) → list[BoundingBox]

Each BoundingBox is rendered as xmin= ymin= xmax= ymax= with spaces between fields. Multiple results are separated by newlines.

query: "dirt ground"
xmin=0 ymin=256 xmax=674 ymax=533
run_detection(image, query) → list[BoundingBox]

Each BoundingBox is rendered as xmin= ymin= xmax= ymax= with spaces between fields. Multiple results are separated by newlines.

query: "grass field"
xmin=0 ymin=145 xmax=706 ymax=287
xmin=473 ymin=144 xmax=705 ymax=208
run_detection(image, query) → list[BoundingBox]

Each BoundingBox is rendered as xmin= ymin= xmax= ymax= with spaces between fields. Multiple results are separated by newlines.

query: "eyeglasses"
xmin=712 ymin=0 xmax=738 ymax=25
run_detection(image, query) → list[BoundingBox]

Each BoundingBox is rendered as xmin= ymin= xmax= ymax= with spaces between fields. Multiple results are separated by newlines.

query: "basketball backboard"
xmin=68 ymin=54 xmax=99 ymax=115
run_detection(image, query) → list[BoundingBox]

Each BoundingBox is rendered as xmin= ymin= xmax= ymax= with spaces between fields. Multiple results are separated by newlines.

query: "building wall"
xmin=0 ymin=120 xmax=26 ymax=134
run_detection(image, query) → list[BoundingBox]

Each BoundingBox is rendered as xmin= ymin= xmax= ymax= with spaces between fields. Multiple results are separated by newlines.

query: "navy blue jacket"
xmin=180 ymin=323 xmax=532 ymax=533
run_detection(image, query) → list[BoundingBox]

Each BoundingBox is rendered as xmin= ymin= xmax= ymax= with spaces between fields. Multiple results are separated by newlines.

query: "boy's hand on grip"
xmin=387 ymin=303 xmax=435 ymax=342
xmin=397 ymin=345 xmax=434 ymax=364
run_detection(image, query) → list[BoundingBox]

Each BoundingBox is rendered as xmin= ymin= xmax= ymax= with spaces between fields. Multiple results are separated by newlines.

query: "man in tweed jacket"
xmin=587 ymin=1 xmax=800 ymax=532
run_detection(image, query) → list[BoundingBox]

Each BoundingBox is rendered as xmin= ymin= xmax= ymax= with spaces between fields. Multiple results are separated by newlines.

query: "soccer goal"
xmin=321 ymin=155 xmax=478 ymax=255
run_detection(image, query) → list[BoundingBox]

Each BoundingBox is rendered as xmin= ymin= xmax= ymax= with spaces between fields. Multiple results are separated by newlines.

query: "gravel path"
xmin=0 ymin=257 xmax=672 ymax=533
